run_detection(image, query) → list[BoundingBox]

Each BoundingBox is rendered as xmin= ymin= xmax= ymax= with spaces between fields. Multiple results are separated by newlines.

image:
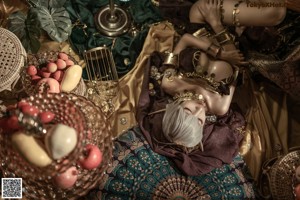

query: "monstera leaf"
xmin=31 ymin=6 xmax=72 ymax=42
xmin=7 ymin=11 xmax=41 ymax=53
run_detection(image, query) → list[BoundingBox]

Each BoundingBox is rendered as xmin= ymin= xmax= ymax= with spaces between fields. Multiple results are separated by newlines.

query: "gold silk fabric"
xmin=109 ymin=21 xmax=178 ymax=138
xmin=234 ymin=74 xmax=289 ymax=181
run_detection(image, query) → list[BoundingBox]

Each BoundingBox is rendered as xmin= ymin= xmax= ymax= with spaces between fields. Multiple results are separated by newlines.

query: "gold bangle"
xmin=163 ymin=52 xmax=178 ymax=67
xmin=214 ymin=29 xmax=234 ymax=45
xmin=193 ymin=27 xmax=211 ymax=38
xmin=206 ymin=43 xmax=221 ymax=58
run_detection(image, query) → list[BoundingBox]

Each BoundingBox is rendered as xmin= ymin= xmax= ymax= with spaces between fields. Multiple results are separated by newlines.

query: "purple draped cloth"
xmin=136 ymin=51 xmax=245 ymax=176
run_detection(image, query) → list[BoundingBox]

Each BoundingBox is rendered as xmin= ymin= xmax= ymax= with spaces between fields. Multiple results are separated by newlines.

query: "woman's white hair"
xmin=162 ymin=101 xmax=204 ymax=151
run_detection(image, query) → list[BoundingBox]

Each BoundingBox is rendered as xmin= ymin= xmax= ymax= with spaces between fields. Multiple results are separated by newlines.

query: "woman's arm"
xmin=190 ymin=0 xmax=286 ymax=26
xmin=173 ymin=33 xmax=211 ymax=54
xmin=173 ymin=32 xmax=245 ymax=65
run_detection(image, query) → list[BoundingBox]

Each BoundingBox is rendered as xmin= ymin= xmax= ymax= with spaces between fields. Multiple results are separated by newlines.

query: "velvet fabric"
xmin=64 ymin=0 xmax=163 ymax=77
xmin=136 ymin=50 xmax=245 ymax=176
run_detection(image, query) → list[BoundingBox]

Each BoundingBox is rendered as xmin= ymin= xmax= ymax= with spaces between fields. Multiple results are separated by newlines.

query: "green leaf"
xmin=33 ymin=6 xmax=72 ymax=42
xmin=49 ymin=0 xmax=67 ymax=8
xmin=29 ymin=0 xmax=67 ymax=8
xmin=7 ymin=11 xmax=41 ymax=53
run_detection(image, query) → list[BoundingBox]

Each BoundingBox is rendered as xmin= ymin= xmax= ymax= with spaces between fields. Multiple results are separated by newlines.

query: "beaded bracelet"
xmin=233 ymin=0 xmax=244 ymax=27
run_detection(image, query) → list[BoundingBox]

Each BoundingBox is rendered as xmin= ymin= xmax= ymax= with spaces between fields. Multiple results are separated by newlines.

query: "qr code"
xmin=1 ymin=178 xmax=22 ymax=199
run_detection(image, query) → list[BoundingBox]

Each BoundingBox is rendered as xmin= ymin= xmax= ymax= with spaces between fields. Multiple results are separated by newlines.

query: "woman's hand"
xmin=219 ymin=49 xmax=248 ymax=66
xmin=198 ymin=0 xmax=222 ymax=28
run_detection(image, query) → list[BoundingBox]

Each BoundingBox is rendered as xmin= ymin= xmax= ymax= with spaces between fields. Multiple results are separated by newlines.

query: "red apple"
xmin=58 ymin=52 xmax=69 ymax=61
xmin=26 ymin=65 xmax=37 ymax=76
xmin=295 ymin=184 xmax=300 ymax=200
xmin=56 ymin=59 xmax=67 ymax=70
xmin=79 ymin=144 xmax=102 ymax=170
xmin=39 ymin=111 xmax=55 ymax=123
xmin=17 ymin=101 xmax=29 ymax=109
xmin=47 ymin=62 xmax=57 ymax=73
xmin=6 ymin=115 xmax=20 ymax=130
xmin=21 ymin=104 xmax=39 ymax=117
xmin=54 ymin=166 xmax=78 ymax=189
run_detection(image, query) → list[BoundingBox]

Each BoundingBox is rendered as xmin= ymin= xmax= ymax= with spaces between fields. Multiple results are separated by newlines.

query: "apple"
xmin=79 ymin=144 xmax=103 ymax=170
xmin=26 ymin=65 xmax=37 ymax=76
xmin=17 ymin=101 xmax=29 ymax=109
xmin=6 ymin=115 xmax=20 ymax=130
xmin=58 ymin=52 xmax=69 ymax=61
xmin=39 ymin=111 xmax=55 ymax=123
xmin=54 ymin=166 xmax=78 ymax=189
xmin=295 ymin=184 xmax=300 ymax=200
xmin=21 ymin=104 xmax=39 ymax=117
xmin=56 ymin=59 xmax=67 ymax=70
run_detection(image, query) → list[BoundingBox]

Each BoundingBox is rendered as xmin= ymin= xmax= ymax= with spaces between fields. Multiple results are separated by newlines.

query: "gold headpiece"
xmin=173 ymin=91 xmax=205 ymax=103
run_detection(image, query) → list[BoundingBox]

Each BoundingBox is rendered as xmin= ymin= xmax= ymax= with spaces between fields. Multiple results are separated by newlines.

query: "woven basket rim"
xmin=0 ymin=27 xmax=26 ymax=92
xmin=270 ymin=150 xmax=300 ymax=200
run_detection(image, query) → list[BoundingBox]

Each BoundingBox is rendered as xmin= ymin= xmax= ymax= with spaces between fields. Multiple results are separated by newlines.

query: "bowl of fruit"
xmin=0 ymin=92 xmax=113 ymax=199
xmin=21 ymin=51 xmax=86 ymax=96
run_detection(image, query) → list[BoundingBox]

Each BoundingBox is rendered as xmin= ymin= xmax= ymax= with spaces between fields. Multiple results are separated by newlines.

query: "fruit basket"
xmin=21 ymin=51 xmax=86 ymax=96
xmin=0 ymin=92 xmax=113 ymax=199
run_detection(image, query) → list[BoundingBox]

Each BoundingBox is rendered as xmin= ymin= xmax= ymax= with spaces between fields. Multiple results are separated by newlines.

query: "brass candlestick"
xmin=95 ymin=0 xmax=131 ymax=37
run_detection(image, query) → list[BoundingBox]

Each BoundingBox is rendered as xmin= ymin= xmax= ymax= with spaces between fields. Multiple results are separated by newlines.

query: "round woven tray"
xmin=21 ymin=51 xmax=86 ymax=96
xmin=270 ymin=150 xmax=300 ymax=200
xmin=0 ymin=93 xmax=113 ymax=199
xmin=0 ymin=27 xmax=26 ymax=92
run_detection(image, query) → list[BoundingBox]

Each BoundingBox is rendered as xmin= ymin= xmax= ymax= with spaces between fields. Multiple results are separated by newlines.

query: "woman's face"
xmin=180 ymin=100 xmax=206 ymax=126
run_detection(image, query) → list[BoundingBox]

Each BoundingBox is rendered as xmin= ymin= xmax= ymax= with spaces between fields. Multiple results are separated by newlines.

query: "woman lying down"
xmin=84 ymin=0 xmax=273 ymax=198
xmin=137 ymin=0 xmax=249 ymax=177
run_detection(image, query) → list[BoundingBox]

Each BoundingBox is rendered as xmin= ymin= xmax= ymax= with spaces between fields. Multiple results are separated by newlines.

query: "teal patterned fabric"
xmin=83 ymin=126 xmax=256 ymax=200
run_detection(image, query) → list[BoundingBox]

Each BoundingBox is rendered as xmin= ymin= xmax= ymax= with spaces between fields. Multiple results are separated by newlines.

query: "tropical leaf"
xmin=49 ymin=0 xmax=67 ymax=8
xmin=7 ymin=11 xmax=41 ymax=53
xmin=28 ymin=0 xmax=67 ymax=9
xmin=32 ymin=6 xmax=72 ymax=42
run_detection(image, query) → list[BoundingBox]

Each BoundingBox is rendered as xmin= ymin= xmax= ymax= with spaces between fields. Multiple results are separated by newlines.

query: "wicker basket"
xmin=269 ymin=150 xmax=300 ymax=200
xmin=0 ymin=93 xmax=113 ymax=199
xmin=0 ymin=27 xmax=26 ymax=92
xmin=21 ymin=51 xmax=86 ymax=97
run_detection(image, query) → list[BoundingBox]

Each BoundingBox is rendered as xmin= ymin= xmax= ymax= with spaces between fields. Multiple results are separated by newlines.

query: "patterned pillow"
xmin=83 ymin=126 xmax=256 ymax=200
